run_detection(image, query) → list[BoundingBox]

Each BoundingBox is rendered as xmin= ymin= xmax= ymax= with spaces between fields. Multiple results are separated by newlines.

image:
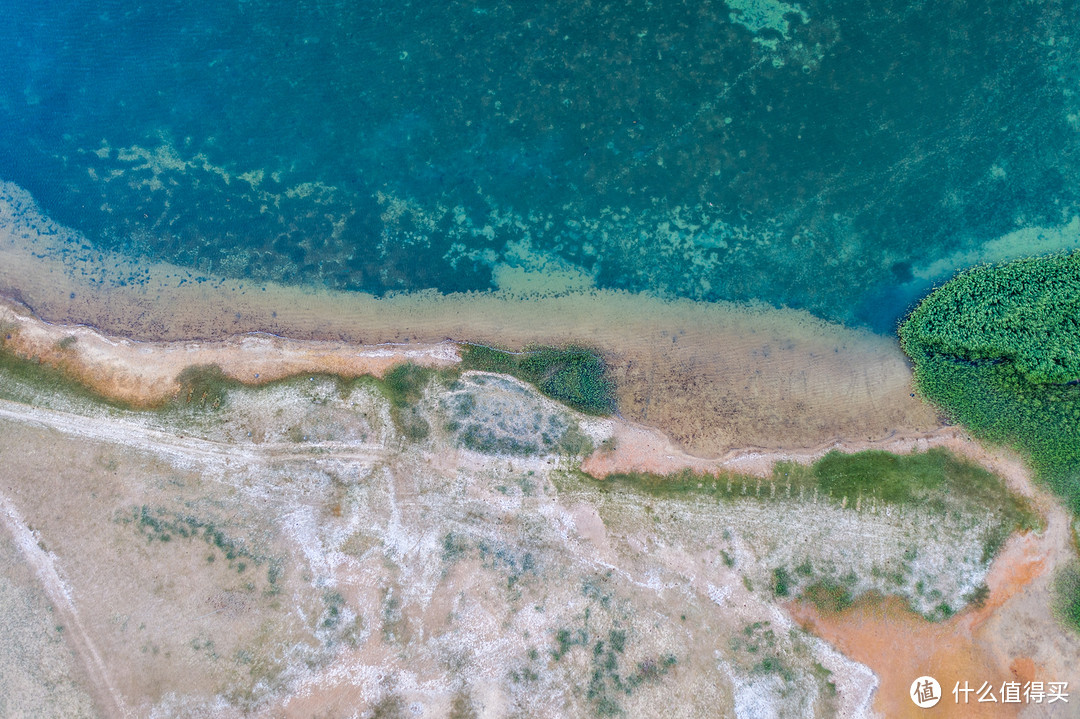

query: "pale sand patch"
xmin=0 ymin=298 xmax=458 ymax=407
xmin=0 ymin=181 xmax=940 ymax=455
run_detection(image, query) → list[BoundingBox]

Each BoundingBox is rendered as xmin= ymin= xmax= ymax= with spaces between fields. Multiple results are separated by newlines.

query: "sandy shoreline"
xmin=4 ymin=300 xmax=1076 ymax=718
xmin=1 ymin=180 xmax=941 ymax=456
xmin=5 ymin=179 xmax=1079 ymax=717
xmin=0 ymin=296 xmax=460 ymax=407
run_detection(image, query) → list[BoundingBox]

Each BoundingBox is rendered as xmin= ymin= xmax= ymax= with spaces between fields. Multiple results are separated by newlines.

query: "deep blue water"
xmin=2 ymin=0 xmax=1079 ymax=330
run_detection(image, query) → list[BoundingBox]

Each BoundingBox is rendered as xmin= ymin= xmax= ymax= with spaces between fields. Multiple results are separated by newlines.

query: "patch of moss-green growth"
xmin=809 ymin=449 xmax=946 ymax=503
xmin=772 ymin=567 xmax=792 ymax=597
xmin=174 ymin=364 xmax=242 ymax=409
xmin=1053 ymin=563 xmax=1080 ymax=633
xmin=458 ymin=424 xmax=538 ymax=455
xmin=382 ymin=362 xmax=437 ymax=408
xmin=457 ymin=344 xmax=519 ymax=375
xmin=577 ymin=448 xmax=1035 ymax=531
xmin=900 ymin=251 xmax=1080 ymax=512
xmin=379 ymin=362 xmax=441 ymax=441
xmin=459 ymin=344 xmax=616 ymax=415
xmin=558 ymin=423 xmax=595 ymax=456
xmin=811 ymin=661 xmax=838 ymax=697
xmin=0 ymin=339 xmax=129 ymax=409
xmin=802 ymin=581 xmax=854 ymax=613
xmin=589 ymin=467 xmax=734 ymax=500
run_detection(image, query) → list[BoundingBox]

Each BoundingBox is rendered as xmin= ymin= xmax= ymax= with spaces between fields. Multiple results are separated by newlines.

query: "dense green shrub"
xmin=460 ymin=344 xmax=616 ymax=415
xmin=1054 ymin=564 xmax=1080 ymax=632
xmin=380 ymin=363 xmax=438 ymax=441
xmin=899 ymin=252 xmax=1080 ymax=511
xmin=382 ymin=362 xmax=438 ymax=408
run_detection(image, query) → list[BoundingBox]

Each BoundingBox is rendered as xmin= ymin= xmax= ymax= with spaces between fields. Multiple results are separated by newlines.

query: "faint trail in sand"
xmin=0 ymin=492 xmax=129 ymax=718
xmin=0 ymin=396 xmax=390 ymax=717
xmin=0 ymin=397 xmax=388 ymax=468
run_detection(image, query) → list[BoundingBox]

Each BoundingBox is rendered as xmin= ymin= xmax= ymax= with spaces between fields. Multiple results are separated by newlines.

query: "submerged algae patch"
xmin=725 ymin=0 xmax=808 ymax=41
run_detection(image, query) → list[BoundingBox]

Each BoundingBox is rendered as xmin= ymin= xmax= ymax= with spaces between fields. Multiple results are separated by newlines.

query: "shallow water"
xmin=0 ymin=182 xmax=942 ymax=456
xmin=2 ymin=0 xmax=1079 ymax=330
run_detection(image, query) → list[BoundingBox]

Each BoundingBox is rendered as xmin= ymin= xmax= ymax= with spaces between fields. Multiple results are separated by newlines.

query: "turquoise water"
xmin=2 ymin=0 xmax=1079 ymax=330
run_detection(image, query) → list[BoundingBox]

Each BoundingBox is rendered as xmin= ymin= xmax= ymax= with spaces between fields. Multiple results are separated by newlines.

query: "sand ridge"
xmin=0 ymin=297 xmax=459 ymax=407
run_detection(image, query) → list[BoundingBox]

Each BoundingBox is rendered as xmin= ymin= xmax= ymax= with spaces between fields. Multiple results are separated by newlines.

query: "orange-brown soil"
xmin=787 ymin=448 xmax=1074 ymax=719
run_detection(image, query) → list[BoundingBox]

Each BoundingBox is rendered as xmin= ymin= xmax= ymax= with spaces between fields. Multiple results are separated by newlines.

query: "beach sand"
xmin=4 ymin=180 xmax=1077 ymax=717
xmin=0 ymin=181 xmax=940 ymax=457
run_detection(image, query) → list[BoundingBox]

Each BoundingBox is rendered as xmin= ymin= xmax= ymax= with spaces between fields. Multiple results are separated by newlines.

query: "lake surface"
xmin=2 ymin=0 xmax=1079 ymax=331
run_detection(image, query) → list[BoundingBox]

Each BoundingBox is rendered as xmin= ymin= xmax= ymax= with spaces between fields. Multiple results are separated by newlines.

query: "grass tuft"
xmin=802 ymin=581 xmax=854 ymax=613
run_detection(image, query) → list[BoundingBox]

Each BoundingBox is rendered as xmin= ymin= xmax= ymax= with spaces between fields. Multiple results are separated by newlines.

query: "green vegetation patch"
xmin=727 ymin=621 xmax=794 ymax=683
xmin=900 ymin=251 xmax=1080 ymax=512
xmin=459 ymin=344 xmax=616 ymax=415
xmin=583 ymin=448 xmax=1035 ymax=528
xmin=173 ymin=364 xmax=243 ymax=409
xmin=771 ymin=567 xmax=792 ymax=597
xmin=443 ymin=381 xmax=596 ymax=457
xmin=0 ymin=334 xmax=130 ymax=409
xmin=119 ymin=505 xmax=282 ymax=590
xmin=549 ymin=622 xmax=676 ymax=715
xmin=801 ymin=581 xmax=855 ymax=613
xmin=379 ymin=362 xmax=446 ymax=441
xmin=790 ymin=448 xmax=1036 ymax=527
xmin=382 ymin=362 xmax=439 ymax=408
xmin=1053 ymin=563 xmax=1080 ymax=633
